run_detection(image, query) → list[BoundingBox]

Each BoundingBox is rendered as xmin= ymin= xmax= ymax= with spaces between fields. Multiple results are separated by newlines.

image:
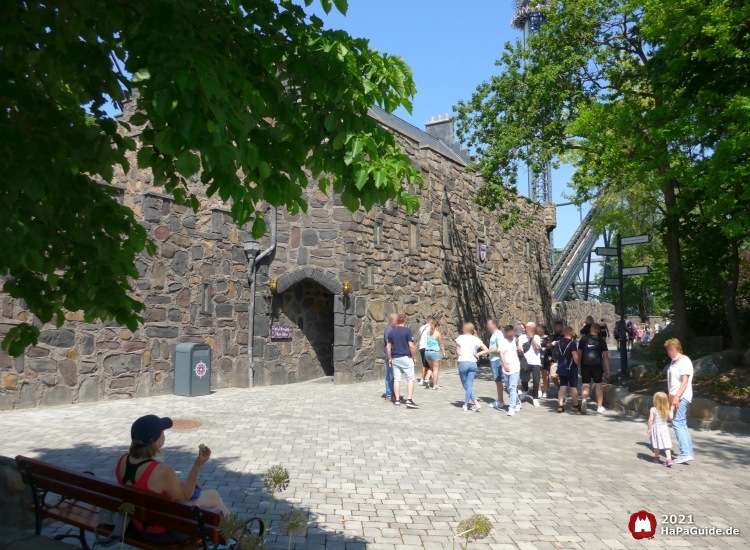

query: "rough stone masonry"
xmin=0 ymin=102 xmax=614 ymax=411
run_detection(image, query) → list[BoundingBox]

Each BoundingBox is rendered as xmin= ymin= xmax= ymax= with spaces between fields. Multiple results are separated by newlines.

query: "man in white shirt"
xmin=482 ymin=319 xmax=505 ymax=409
xmin=516 ymin=322 xmax=542 ymax=407
xmin=666 ymin=338 xmax=694 ymax=464
xmin=500 ymin=325 xmax=521 ymax=416
xmin=418 ymin=315 xmax=435 ymax=387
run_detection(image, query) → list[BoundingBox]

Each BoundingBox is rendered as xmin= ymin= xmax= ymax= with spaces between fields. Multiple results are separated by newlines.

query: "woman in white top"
xmin=455 ymin=323 xmax=489 ymax=412
xmin=665 ymin=338 xmax=694 ymax=464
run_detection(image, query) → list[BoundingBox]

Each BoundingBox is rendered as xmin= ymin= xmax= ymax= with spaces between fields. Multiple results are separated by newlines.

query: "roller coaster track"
xmin=550 ymin=208 xmax=599 ymax=301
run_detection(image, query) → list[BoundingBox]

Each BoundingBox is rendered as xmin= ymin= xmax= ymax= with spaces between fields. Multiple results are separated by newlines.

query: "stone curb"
xmin=602 ymin=383 xmax=750 ymax=434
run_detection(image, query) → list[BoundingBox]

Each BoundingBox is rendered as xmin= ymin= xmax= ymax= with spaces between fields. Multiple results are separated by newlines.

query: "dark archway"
xmin=274 ymin=268 xmax=354 ymax=384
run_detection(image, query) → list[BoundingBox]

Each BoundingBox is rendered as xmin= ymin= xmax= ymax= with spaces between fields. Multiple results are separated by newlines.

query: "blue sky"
xmin=307 ymin=0 xmax=596 ymax=258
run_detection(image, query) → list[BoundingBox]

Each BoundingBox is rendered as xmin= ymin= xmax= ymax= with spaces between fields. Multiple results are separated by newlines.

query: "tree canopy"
xmin=0 ymin=0 xmax=422 ymax=355
xmin=455 ymin=0 xmax=750 ymax=348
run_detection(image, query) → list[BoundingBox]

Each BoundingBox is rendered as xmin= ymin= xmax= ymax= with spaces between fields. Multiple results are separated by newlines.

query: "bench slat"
xmin=47 ymin=500 xmax=210 ymax=550
xmin=17 ymin=456 xmax=221 ymax=526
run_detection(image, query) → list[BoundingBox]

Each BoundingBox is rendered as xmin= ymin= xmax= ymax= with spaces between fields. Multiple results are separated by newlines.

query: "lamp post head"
xmin=342 ymin=281 xmax=351 ymax=295
xmin=269 ymin=278 xmax=278 ymax=292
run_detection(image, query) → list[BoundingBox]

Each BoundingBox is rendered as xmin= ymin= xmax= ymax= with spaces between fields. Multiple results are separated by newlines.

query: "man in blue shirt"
xmin=382 ymin=314 xmax=397 ymax=402
xmin=386 ymin=314 xmax=420 ymax=409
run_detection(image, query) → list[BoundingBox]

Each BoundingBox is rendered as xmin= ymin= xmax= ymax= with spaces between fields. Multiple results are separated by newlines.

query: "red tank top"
xmin=115 ymin=453 xmax=167 ymax=534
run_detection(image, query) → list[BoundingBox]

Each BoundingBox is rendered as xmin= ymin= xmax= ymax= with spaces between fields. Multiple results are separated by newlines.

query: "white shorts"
xmin=391 ymin=357 xmax=415 ymax=382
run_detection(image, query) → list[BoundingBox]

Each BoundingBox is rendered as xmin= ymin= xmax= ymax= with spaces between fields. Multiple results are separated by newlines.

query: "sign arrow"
xmin=603 ymin=278 xmax=620 ymax=286
xmin=621 ymin=234 xmax=652 ymax=246
xmin=595 ymin=247 xmax=618 ymax=257
xmin=622 ymin=266 xmax=651 ymax=276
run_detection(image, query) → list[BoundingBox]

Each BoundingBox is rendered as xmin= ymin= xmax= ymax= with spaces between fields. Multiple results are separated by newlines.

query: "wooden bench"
xmin=16 ymin=456 xmax=263 ymax=550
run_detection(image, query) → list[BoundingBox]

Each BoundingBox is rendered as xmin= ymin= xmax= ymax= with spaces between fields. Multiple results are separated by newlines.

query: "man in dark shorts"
xmin=577 ymin=322 xmax=610 ymax=414
xmin=555 ymin=326 xmax=580 ymax=412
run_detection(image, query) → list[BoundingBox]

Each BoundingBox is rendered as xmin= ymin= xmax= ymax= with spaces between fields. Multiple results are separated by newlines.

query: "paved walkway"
xmin=1 ymin=364 xmax=748 ymax=549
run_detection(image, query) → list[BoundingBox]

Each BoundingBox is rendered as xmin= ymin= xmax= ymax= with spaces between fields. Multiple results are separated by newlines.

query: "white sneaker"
xmin=674 ymin=455 xmax=694 ymax=464
xmin=506 ymin=408 xmax=515 ymax=416
xmin=474 ymin=402 xmax=481 ymax=411
xmin=515 ymin=403 xmax=522 ymax=411
xmin=533 ymin=399 xmax=540 ymax=407
xmin=597 ymin=406 xmax=606 ymax=413
xmin=496 ymin=401 xmax=505 ymax=409
xmin=462 ymin=404 xmax=468 ymax=412
xmin=537 ymin=390 xmax=542 ymax=398
xmin=490 ymin=400 xmax=500 ymax=409
xmin=418 ymin=379 xmax=425 ymax=386
xmin=542 ymin=392 xmax=548 ymax=398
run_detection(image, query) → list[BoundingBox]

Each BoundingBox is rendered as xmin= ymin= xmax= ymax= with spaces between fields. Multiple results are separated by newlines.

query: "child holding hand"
xmin=648 ymin=392 xmax=674 ymax=467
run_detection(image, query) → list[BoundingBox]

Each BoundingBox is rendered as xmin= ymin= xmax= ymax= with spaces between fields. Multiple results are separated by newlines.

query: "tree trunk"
xmin=661 ymin=178 xmax=689 ymax=341
xmin=716 ymin=242 xmax=742 ymax=351
xmin=638 ymin=282 xmax=649 ymax=322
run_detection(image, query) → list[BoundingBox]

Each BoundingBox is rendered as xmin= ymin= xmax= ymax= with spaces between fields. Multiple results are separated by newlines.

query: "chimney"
xmin=425 ymin=113 xmax=470 ymax=163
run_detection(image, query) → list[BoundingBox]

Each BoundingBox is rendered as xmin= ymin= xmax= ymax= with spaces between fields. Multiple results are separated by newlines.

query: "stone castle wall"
xmin=1 ymin=104 xmax=560 ymax=410
xmin=552 ymin=300 xmax=618 ymax=348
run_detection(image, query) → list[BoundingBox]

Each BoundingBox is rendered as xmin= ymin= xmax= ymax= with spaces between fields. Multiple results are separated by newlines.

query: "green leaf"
xmin=176 ymin=151 xmax=200 ymax=178
xmin=319 ymin=0 xmax=333 ymax=13
xmin=355 ymin=168 xmax=369 ymax=189
xmin=332 ymin=0 xmax=348 ymax=14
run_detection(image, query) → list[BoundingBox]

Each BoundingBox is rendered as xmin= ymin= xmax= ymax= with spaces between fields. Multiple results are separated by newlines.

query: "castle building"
xmin=0 ymin=105 xmax=558 ymax=410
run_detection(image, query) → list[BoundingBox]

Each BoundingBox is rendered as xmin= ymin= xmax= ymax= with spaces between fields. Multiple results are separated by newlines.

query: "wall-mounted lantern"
xmin=269 ymin=278 xmax=278 ymax=293
xmin=342 ymin=281 xmax=351 ymax=295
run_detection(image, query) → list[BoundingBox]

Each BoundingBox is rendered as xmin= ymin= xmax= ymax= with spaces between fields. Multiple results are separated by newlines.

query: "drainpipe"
xmin=243 ymin=207 xmax=277 ymax=387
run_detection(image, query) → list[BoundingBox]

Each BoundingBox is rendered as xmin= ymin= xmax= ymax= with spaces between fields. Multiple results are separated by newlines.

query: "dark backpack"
xmin=580 ymin=335 xmax=602 ymax=366
xmin=556 ymin=340 xmax=574 ymax=376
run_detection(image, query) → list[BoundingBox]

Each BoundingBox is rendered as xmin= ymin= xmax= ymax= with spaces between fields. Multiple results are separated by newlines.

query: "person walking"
xmin=599 ymin=318 xmax=609 ymax=340
xmin=580 ymin=315 xmax=594 ymax=337
xmin=386 ymin=314 xmax=420 ymax=409
xmin=455 ymin=323 xmax=489 ymax=412
xmin=382 ymin=314 xmax=397 ymax=402
xmin=577 ymin=322 xmax=610 ymax=414
xmin=555 ymin=326 xmax=580 ymax=413
xmin=643 ymin=323 xmax=651 ymax=344
xmin=423 ymin=318 xmax=444 ymax=390
xmin=626 ymin=320 xmax=636 ymax=350
xmin=418 ymin=315 xmax=435 ymax=387
xmin=648 ymin=392 xmax=674 ymax=467
xmin=666 ymin=338 xmax=694 ymax=464
xmin=517 ymin=322 xmax=543 ymax=407
xmin=500 ymin=325 xmax=521 ymax=416
xmin=537 ymin=325 xmax=551 ymax=398
xmin=546 ymin=321 xmax=565 ymax=392
xmin=482 ymin=319 xmax=505 ymax=409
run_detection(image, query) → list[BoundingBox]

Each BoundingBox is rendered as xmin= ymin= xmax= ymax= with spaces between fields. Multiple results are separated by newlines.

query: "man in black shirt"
xmin=576 ymin=322 xmax=610 ymax=414
xmin=555 ymin=326 xmax=580 ymax=413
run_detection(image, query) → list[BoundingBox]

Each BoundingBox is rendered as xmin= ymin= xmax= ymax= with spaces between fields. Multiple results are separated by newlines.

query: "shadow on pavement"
xmin=28 ymin=443 xmax=365 ymax=550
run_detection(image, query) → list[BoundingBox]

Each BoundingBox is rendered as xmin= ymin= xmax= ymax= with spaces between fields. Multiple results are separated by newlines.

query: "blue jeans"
xmin=458 ymin=361 xmax=477 ymax=403
xmin=384 ymin=359 xmax=394 ymax=398
xmin=672 ymin=398 xmax=694 ymax=457
xmin=503 ymin=371 xmax=519 ymax=409
xmin=490 ymin=359 xmax=503 ymax=382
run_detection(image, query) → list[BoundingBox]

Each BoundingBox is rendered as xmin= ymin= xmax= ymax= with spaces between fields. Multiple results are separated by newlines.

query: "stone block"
xmin=145 ymin=307 xmax=167 ymax=322
xmin=216 ymin=303 xmax=234 ymax=318
xmin=634 ymin=395 xmax=651 ymax=416
xmin=333 ymin=345 xmax=353 ymax=361
xmin=28 ymin=358 xmax=57 ymax=373
xmin=168 ymin=309 xmax=182 ymax=322
xmin=110 ymin=376 xmax=135 ymax=390
xmin=297 ymin=246 xmax=308 ymax=265
xmin=334 ymin=326 xmax=354 ymax=346
xmin=171 ymin=250 xmax=188 ymax=276
xmin=231 ymin=246 xmax=246 ymax=263
xmin=169 ymin=234 xmax=191 ymax=248
xmin=689 ymin=397 xmax=718 ymax=421
xmin=144 ymin=326 xmax=178 ymax=338
xmin=368 ymin=300 xmax=385 ymax=322
xmin=355 ymin=297 xmax=366 ymax=318
xmin=619 ymin=393 xmax=639 ymax=412
xmin=38 ymin=329 xmax=75 ymax=348
xmin=629 ymin=364 xmax=647 ymax=379
xmin=26 ymin=347 xmax=49 ymax=358
xmin=301 ymin=229 xmax=318 ymax=246
xmin=715 ymin=405 xmax=741 ymax=423
xmin=81 ymin=362 xmax=97 ymax=374
xmin=692 ymin=355 xmax=720 ymax=379
xmin=161 ymin=243 xmax=177 ymax=258
xmin=40 ymin=386 xmax=73 ymax=407
xmin=18 ymin=384 xmax=38 ymax=408
xmin=58 ymin=360 xmax=77 ymax=386
xmin=103 ymin=353 xmax=141 ymax=375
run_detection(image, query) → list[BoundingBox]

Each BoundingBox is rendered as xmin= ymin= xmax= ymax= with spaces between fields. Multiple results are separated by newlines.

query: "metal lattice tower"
xmin=511 ymin=0 xmax=553 ymax=205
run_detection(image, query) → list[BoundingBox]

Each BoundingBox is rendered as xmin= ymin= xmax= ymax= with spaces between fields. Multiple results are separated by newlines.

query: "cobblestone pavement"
xmin=1 ymin=364 xmax=749 ymax=549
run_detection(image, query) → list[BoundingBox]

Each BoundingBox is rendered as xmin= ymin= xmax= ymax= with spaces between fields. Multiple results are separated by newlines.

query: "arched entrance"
xmin=268 ymin=268 xmax=354 ymax=384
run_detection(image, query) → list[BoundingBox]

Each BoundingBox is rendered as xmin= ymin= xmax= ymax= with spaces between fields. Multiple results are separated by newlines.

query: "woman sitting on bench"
xmin=116 ymin=415 xmax=230 ymax=542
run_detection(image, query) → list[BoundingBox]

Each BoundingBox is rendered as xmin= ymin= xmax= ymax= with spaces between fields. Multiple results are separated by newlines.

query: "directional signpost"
xmin=614 ymin=234 xmax=652 ymax=379
xmin=595 ymin=247 xmax=618 ymax=257
xmin=622 ymin=266 xmax=651 ymax=276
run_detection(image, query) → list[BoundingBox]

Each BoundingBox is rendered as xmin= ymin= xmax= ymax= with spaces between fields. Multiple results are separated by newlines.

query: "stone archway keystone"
xmin=276 ymin=267 xmax=343 ymax=295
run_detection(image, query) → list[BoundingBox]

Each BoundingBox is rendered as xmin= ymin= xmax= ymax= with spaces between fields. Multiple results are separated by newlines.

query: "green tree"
xmin=1 ymin=0 xmax=422 ymax=355
xmin=455 ymin=0 xmax=750 ymax=346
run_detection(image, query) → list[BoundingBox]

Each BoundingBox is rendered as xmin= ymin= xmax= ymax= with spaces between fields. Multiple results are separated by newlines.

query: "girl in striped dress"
xmin=648 ymin=392 xmax=674 ymax=467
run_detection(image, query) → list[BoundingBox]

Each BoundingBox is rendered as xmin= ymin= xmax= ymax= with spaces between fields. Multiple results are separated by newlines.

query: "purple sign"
xmin=270 ymin=325 xmax=293 ymax=339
